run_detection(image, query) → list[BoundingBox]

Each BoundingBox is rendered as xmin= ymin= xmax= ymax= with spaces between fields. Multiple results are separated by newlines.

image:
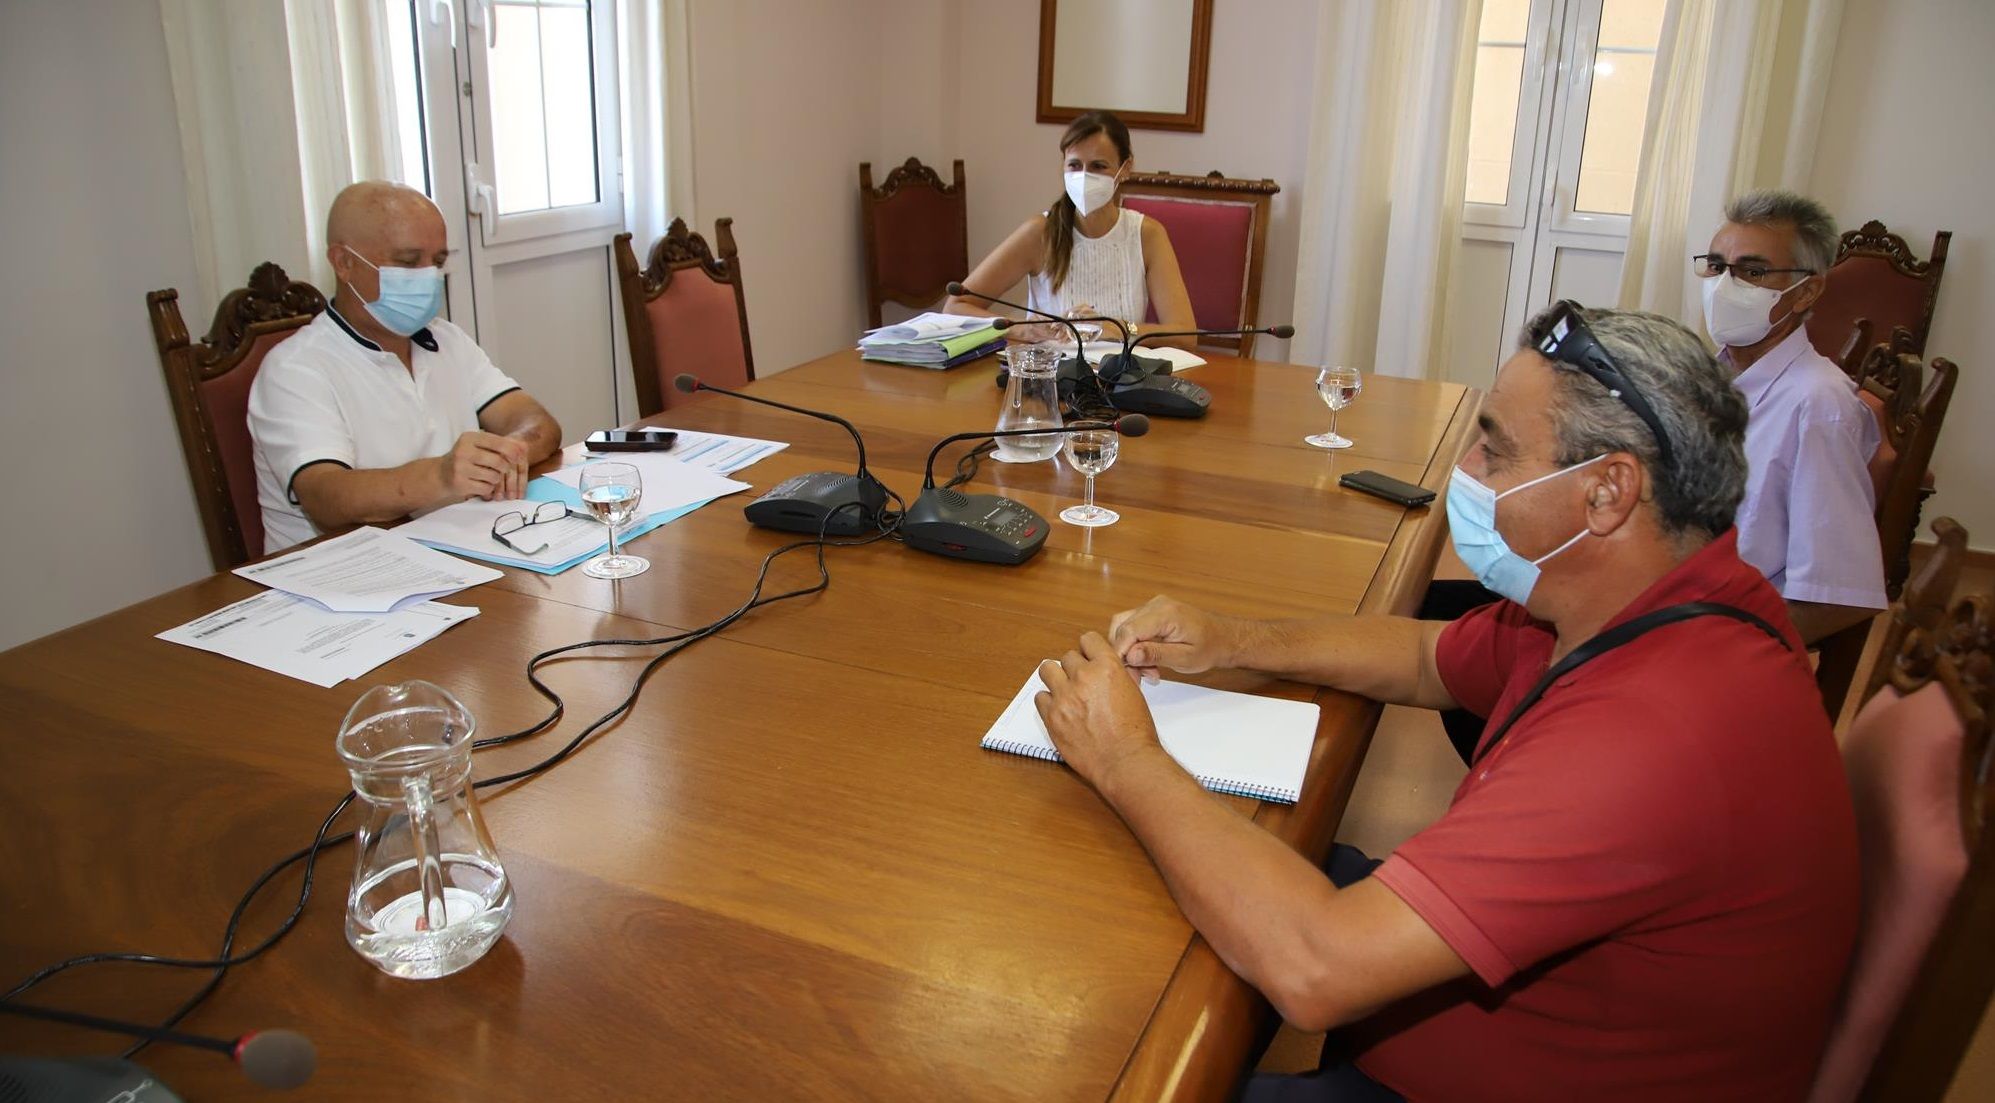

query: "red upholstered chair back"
xmin=860 ymin=158 xmax=968 ymax=328
xmin=149 ymin=262 xmax=326 ymax=569
xmin=1808 ymin=518 xmax=1994 ymax=1103
xmin=614 ymin=219 xmax=755 ymax=417
xmin=1118 ymin=170 xmax=1279 ymax=357
xmin=1807 ymin=221 xmax=1950 ymax=365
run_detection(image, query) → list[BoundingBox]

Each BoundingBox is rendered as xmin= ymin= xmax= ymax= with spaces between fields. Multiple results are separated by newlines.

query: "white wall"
xmin=1808 ymin=0 xmax=1995 ymax=552
xmin=945 ymin=0 xmax=1322 ymax=363
xmin=0 ymin=1 xmax=211 ymax=651
xmin=679 ymin=0 xmax=1321 ymax=373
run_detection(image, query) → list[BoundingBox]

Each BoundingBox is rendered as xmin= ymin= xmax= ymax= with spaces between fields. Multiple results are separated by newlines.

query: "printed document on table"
xmin=582 ymin=431 xmax=787 ymax=475
xmin=234 ymin=526 xmax=501 ymax=612
xmin=860 ymin=311 xmax=998 ymax=344
xmin=158 ymin=590 xmax=479 ymax=688
xmin=394 ymin=497 xmax=693 ymax=572
xmin=541 ymin=453 xmax=752 ymax=511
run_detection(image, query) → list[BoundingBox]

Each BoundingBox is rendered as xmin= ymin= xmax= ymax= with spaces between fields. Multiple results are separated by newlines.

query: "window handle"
xmin=469 ymin=0 xmax=497 ymax=50
xmin=428 ymin=0 xmax=454 ymax=48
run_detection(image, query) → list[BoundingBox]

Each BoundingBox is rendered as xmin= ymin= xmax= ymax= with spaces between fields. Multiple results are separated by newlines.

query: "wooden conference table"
xmin=0 ymin=348 xmax=1478 ymax=1101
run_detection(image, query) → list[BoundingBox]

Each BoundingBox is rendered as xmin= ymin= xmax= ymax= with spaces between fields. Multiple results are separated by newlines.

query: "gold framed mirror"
xmin=1035 ymin=0 xmax=1213 ymax=133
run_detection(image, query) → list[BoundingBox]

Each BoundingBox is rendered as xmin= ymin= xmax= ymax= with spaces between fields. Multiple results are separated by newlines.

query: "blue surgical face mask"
xmin=1445 ymin=454 xmax=1607 ymax=605
xmin=344 ymin=246 xmax=444 ymax=337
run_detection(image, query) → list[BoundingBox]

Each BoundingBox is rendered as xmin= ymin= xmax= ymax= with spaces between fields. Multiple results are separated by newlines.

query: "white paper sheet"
xmin=541 ymin=453 xmax=752 ymax=510
xmin=393 ymin=500 xmax=631 ymax=569
xmin=233 ymin=527 xmax=502 ymax=612
xmin=158 ymin=591 xmax=479 ymax=688
xmin=585 ymin=430 xmax=789 ymax=474
xmin=859 ymin=311 xmax=1000 ymax=344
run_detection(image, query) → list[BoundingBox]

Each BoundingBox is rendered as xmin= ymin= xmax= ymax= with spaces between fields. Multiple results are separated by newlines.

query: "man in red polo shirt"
xmin=1032 ymin=303 xmax=1859 ymax=1101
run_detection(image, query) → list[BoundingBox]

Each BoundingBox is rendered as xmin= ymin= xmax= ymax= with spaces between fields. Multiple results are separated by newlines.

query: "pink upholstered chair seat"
xmin=1808 ymin=681 xmax=1970 ymax=1103
xmin=645 ymin=275 xmax=751 ymax=410
xmin=1122 ymin=195 xmax=1253 ymax=333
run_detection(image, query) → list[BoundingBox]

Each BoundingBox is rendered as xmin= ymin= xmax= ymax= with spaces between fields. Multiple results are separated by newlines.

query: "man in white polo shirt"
xmin=249 ymin=180 xmax=562 ymax=552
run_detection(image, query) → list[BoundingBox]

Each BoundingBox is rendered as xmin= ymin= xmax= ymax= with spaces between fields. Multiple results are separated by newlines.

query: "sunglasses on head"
xmin=1529 ymin=300 xmax=1676 ymax=472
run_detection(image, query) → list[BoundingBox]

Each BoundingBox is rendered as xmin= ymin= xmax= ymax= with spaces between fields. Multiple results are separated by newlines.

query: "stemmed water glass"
xmin=1305 ymin=365 xmax=1364 ymax=449
xmin=1059 ymin=428 xmax=1121 ymax=527
xmin=578 ymin=462 xmax=648 ymax=579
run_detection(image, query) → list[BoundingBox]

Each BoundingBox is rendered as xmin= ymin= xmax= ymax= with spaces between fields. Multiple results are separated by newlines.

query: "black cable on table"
xmin=3 ymin=500 xmax=894 ymax=1055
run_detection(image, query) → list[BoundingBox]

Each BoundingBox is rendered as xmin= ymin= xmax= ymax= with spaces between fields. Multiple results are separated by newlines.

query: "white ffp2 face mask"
xmin=1063 ymin=169 xmax=1119 ymax=216
xmin=1701 ymin=271 xmax=1801 ymax=348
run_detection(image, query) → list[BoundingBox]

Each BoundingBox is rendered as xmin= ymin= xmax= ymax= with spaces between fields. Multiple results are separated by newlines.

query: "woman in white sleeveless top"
xmin=944 ymin=111 xmax=1197 ymax=350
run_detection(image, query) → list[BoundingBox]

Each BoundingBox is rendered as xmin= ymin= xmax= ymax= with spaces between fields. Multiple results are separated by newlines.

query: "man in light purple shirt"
xmin=1698 ymin=189 xmax=1887 ymax=643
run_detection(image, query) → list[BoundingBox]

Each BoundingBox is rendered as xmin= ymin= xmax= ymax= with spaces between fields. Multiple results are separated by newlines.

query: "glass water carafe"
xmin=336 ymin=681 xmax=513 ymax=979
xmin=993 ymin=342 xmax=1065 ymax=462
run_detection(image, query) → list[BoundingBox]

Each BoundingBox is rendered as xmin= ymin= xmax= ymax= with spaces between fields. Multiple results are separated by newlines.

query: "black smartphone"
xmin=586 ymin=429 xmax=679 ymax=452
xmin=1339 ymin=469 xmax=1437 ymax=507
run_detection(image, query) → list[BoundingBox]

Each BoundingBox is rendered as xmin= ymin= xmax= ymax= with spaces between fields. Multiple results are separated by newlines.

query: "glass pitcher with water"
xmin=337 ymin=681 xmax=513 ymax=979
xmin=993 ymin=341 xmax=1065 ymax=463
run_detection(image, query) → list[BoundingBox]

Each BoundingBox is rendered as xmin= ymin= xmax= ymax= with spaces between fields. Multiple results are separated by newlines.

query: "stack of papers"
xmin=234 ymin=527 xmax=501 ymax=611
xmin=159 ymin=591 xmax=478 ymax=688
xmin=997 ymin=342 xmax=1207 ymax=372
xmin=394 ymin=454 xmax=751 ymax=573
xmin=858 ymin=311 xmax=1004 ymax=367
xmin=585 ymin=429 xmax=788 ymax=474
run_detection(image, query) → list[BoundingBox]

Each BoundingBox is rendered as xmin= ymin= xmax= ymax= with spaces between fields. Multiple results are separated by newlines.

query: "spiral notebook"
xmin=981 ymin=672 xmax=1319 ymax=803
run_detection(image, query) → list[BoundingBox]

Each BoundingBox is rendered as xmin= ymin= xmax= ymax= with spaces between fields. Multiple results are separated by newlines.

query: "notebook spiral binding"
xmin=1196 ymin=775 xmax=1299 ymax=804
xmin=982 ymin=737 xmax=1062 ymax=762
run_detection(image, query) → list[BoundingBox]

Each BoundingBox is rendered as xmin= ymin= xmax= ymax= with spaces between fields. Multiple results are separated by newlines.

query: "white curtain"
xmin=1289 ymin=0 xmax=1482 ymax=378
xmin=1617 ymin=0 xmax=1847 ymax=319
xmin=619 ymin=0 xmax=698 ymax=251
xmin=161 ymin=0 xmax=405 ymax=315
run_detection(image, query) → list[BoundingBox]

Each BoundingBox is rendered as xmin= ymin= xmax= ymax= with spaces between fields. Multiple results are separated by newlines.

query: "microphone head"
xmin=1115 ymin=414 xmax=1152 ymax=438
xmin=945 ymin=281 xmax=967 ymax=296
xmin=235 ymin=1030 xmax=316 ymax=1090
xmin=672 ymin=373 xmax=701 ymax=394
xmin=1268 ymin=324 xmax=1296 ymax=339
xmin=991 ymin=317 xmax=1014 ymax=330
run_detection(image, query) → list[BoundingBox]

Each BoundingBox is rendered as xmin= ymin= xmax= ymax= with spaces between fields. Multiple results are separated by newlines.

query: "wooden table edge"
xmin=1105 ymin=384 xmax=1485 ymax=1103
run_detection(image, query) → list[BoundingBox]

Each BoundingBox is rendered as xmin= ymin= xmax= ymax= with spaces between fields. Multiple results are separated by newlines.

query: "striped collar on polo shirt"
xmin=326 ymin=303 xmax=440 ymax=354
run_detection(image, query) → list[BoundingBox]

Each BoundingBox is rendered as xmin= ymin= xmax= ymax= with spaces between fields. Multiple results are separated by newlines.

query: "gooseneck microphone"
xmin=1093 ymin=322 xmax=1300 ymax=420
xmin=0 ymin=1000 xmax=316 ymax=1090
xmin=919 ymin=415 xmax=1150 ymax=489
xmin=903 ymin=416 xmax=1150 ymax=565
xmin=945 ymin=281 xmax=1131 ymax=357
xmin=671 ymin=373 xmax=889 ymax=536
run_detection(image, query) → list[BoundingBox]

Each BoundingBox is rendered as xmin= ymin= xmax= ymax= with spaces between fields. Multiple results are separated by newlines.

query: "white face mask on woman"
xmin=1063 ymin=167 xmax=1121 ymax=216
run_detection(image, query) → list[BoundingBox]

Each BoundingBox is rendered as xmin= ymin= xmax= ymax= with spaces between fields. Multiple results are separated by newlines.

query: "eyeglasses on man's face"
xmin=491 ymin=500 xmax=574 ymax=555
xmin=1692 ymin=254 xmax=1815 ymax=288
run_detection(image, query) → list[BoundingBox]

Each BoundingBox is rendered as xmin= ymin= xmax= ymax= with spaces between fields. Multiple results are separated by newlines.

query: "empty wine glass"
xmin=578 ymin=462 xmax=648 ymax=579
xmin=1059 ymin=428 xmax=1121 ymax=527
xmin=1306 ymin=365 xmax=1364 ymax=449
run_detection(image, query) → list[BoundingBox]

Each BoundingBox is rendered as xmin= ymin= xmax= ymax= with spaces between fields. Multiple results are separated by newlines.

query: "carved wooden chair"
xmin=149 ymin=262 xmax=327 ymax=569
xmin=1814 ymin=334 xmax=1960 ymax=718
xmin=1118 ymin=169 xmax=1280 ymax=357
xmin=859 ymin=157 xmax=968 ymax=329
xmin=1836 ymin=317 xmax=1875 ymax=382
xmin=1807 ymin=220 xmax=1951 ymax=366
xmin=613 ymin=218 xmax=755 ymax=418
xmin=1807 ymin=517 xmax=1993 ymax=1103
